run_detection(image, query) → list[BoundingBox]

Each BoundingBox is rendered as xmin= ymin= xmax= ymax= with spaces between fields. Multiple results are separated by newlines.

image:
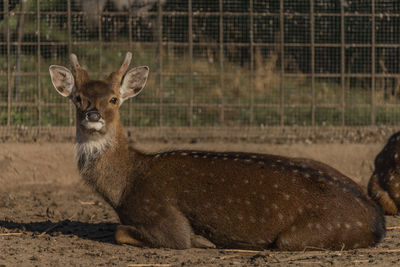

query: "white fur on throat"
xmin=75 ymin=129 xmax=126 ymax=208
xmin=76 ymin=131 xmax=115 ymax=167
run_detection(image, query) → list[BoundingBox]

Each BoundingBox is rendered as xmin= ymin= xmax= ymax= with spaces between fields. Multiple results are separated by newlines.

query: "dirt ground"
xmin=1 ymin=142 xmax=400 ymax=266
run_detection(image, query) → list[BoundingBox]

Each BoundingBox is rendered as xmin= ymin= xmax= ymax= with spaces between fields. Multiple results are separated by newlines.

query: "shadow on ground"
xmin=0 ymin=220 xmax=117 ymax=243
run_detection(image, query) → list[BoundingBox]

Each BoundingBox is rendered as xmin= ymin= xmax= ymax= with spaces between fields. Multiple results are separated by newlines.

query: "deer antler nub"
xmin=108 ymin=52 xmax=133 ymax=87
xmin=70 ymin=53 xmax=89 ymax=89
xmin=118 ymin=52 xmax=132 ymax=75
xmin=70 ymin=53 xmax=81 ymax=70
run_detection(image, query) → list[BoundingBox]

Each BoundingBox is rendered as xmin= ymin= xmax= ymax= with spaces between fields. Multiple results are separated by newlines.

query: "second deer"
xmin=49 ymin=52 xmax=385 ymax=250
xmin=369 ymin=131 xmax=400 ymax=215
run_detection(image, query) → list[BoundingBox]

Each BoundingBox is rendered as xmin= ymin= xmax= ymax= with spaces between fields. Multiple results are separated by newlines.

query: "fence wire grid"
xmin=2 ymin=0 xmax=400 ymax=139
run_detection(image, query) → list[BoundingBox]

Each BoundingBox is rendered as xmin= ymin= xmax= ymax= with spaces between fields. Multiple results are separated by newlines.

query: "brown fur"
xmin=368 ymin=131 xmax=400 ymax=215
xmin=49 ymin=53 xmax=385 ymax=251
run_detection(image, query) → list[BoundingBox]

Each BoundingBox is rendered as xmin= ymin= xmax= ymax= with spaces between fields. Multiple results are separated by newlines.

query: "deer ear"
xmin=49 ymin=65 xmax=75 ymax=98
xmin=119 ymin=66 xmax=149 ymax=104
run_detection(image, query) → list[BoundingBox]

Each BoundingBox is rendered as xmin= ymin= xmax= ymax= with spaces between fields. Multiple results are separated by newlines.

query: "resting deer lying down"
xmin=369 ymin=131 xmax=400 ymax=215
xmin=49 ymin=52 xmax=385 ymax=251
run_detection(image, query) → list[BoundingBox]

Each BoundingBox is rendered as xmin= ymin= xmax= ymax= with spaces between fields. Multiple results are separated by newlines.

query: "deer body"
xmin=368 ymin=131 xmax=400 ymax=215
xmin=49 ymin=52 xmax=385 ymax=250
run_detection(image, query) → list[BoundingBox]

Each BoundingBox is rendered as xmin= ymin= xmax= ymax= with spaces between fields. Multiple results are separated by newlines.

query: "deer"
xmin=49 ymin=52 xmax=385 ymax=251
xmin=368 ymin=131 xmax=400 ymax=215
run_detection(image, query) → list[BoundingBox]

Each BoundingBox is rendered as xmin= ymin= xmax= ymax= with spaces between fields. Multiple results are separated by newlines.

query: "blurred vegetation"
xmin=1 ymin=0 xmax=400 ymax=127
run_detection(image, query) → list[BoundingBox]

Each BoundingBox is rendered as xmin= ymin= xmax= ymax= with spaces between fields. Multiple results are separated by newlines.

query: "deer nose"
xmin=86 ymin=110 xmax=101 ymax=122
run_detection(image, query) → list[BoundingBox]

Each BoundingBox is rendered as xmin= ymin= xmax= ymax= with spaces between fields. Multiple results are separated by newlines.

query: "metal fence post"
xmin=158 ymin=2 xmax=163 ymax=127
xmin=128 ymin=8 xmax=133 ymax=126
xmin=249 ymin=0 xmax=254 ymax=125
xmin=219 ymin=0 xmax=224 ymax=125
xmin=371 ymin=0 xmax=376 ymax=125
xmin=4 ymin=0 xmax=11 ymax=127
xmin=279 ymin=0 xmax=285 ymax=126
xmin=310 ymin=0 xmax=315 ymax=126
xmin=67 ymin=0 xmax=73 ymax=126
xmin=340 ymin=0 xmax=346 ymax=126
xmin=98 ymin=1 xmax=103 ymax=77
xmin=37 ymin=0 xmax=41 ymax=128
xmin=188 ymin=0 xmax=194 ymax=127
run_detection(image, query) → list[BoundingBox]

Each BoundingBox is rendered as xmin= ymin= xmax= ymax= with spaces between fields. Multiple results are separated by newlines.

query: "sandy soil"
xmin=1 ymin=142 xmax=400 ymax=266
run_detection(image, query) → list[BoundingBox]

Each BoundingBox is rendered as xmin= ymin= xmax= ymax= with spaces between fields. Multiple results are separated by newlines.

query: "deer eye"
xmin=109 ymin=97 xmax=118 ymax=105
xmin=75 ymin=95 xmax=82 ymax=104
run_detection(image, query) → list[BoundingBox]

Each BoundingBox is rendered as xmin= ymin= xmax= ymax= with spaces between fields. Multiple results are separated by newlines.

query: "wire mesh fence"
xmin=1 ymin=0 xmax=400 ymax=140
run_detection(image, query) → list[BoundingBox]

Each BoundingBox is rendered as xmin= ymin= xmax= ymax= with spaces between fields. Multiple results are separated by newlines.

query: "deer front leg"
xmin=115 ymin=225 xmax=145 ymax=246
xmin=191 ymin=233 xmax=216 ymax=248
xmin=115 ymin=224 xmax=216 ymax=249
xmin=368 ymin=173 xmax=399 ymax=215
xmin=116 ymin=206 xmax=197 ymax=249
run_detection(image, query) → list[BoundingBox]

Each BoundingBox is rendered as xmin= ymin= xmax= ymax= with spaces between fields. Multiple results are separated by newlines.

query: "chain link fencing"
xmin=1 ymin=0 xmax=400 ymax=142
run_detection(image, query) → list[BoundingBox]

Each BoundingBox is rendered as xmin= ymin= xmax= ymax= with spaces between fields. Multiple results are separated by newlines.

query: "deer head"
xmin=49 ymin=52 xmax=149 ymax=143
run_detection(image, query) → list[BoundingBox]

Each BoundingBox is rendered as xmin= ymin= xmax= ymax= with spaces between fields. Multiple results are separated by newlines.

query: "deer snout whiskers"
xmin=81 ymin=117 xmax=105 ymax=131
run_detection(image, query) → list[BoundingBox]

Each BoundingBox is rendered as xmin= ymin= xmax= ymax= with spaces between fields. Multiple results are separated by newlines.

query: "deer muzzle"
xmin=86 ymin=110 xmax=101 ymax=122
xmin=81 ymin=109 xmax=105 ymax=131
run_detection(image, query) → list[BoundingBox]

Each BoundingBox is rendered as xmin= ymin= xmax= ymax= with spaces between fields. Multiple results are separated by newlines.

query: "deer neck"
xmin=75 ymin=124 xmax=132 ymax=208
